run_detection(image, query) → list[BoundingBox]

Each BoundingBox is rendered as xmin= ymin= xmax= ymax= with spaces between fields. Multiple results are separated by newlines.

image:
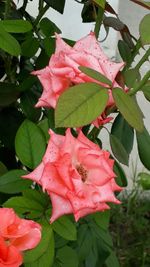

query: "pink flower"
xmin=0 ymin=208 xmax=41 ymax=267
xmin=0 ymin=236 xmax=22 ymax=267
xmin=32 ymin=32 xmax=125 ymax=126
xmin=23 ymin=129 xmax=122 ymax=222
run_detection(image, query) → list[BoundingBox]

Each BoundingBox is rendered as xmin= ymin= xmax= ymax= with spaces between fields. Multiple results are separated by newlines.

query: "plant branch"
xmin=135 ymin=47 xmax=150 ymax=70
xmin=94 ymin=4 xmax=105 ymax=39
xmin=129 ymin=70 xmax=150 ymax=95
xmin=34 ymin=4 xmax=49 ymax=26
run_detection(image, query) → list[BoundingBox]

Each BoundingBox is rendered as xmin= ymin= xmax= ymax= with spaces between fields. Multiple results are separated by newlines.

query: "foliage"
xmin=0 ymin=0 xmax=150 ymax=266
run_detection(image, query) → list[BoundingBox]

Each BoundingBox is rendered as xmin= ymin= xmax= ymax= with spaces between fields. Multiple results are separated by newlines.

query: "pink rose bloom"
xmin=0 ymin=208 xmax=41 ymax=267
xmin=23 ymin=129 xmax=122 ymax=222
xmin=32 ymin=32 xmax=125 ymax=126
xmin=0 ymin=236 xmax=22 ymax=267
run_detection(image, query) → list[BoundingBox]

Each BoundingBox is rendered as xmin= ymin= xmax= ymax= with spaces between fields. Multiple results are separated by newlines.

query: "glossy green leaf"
xmin=141 ymin=81 xmax=150 ymax=101
xmin=0 ymin=26 xmax=21 ymax=56
xmin=138 ymin=172 xmax=150 ymax=190
xmin=114 ymin=160 xmax=128 ymax=187
xmin=118 ymin=40 xmax=132 ymax=64
xmin=24 ymin=223 xmax=54 ymax=267
xmin=38 ymin=118 xmax=49 ymax=141
xmin=93 ymin=0 xmax=106 ymax=8
xmin=43 ymin=37 xmax=55 ymax=56
xmin=77 ymin=224 xmax=92 ymax=261
xmin=0 ymin=82 xmax=20 ymax=107
xmin=110 ymin=134 xmax=129 ymax=165
xmin=21 ymin=37 xmax=39 ymax=57
xmin=15 ymin=120 xmax=46 ymax=169
xmin=79 ymin=66 xmax=112 ymax=86
xmin=0 ymin=20 xmax=32 ymax=33
xmin=0 ymin=162 xmax=7 ymax=176
xmin=3 ymin=196 xmax=44 ymax=218
xmin=40 ymin=18 xmax=61 ymax=36
xmin=112 ymin=88 xmax=144 ymax=132
xmin=55 ymin=83 xmax=109 ymax=127
xmin=0 ymin=169 xmax=32 ymax=194
xmin=52 ymin=216 xmax=77 ymax=241
xmin=111 ymin=114 xmax=134 ymax=154
xmin=20 ymin=90 xmax=41 ymax=122
xmin=57 ymin=246 xmax=78 ymax=267
xmin=124 ymin=68 xmax=140 ymax=88
xmin=136 ymin=127 xmax=150 ymax=170
xmin=139 ymin=14 xmax=150 ymax=45
xmin=43 ymin=0 xmax=66 ymax=13
xmin=93 ymin=210 xmax=110 ymax=230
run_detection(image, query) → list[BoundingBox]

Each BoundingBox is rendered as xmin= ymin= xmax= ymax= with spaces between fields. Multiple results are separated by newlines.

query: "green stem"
xmin=94 ymin=5 xmax=105 ymax=39
xmin=135 ymin=47 xmax=150 ymax=70
xmin=129 ymin=70 xmax=150 ymax=95
xmin=4 ymin=0 xmax=11 ymax=19
xmin=34 ymin=4 xmax=49 ymax=26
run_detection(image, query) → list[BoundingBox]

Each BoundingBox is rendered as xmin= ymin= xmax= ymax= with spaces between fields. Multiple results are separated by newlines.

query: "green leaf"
xmin=110 ymin=134 xmax=129 ymax=165
xmin=111 ymin=114 xmax=134 ymax=154
xmin=139 ymin=14 xmax=150 ymax=45
xmin=20 ymin=90 xmax=41 ymax=122
xmin=0 ymin=20 xmax=32 ymax=33
xmin=38 ymin=118 xmax=49 ymax=142
xmin=0 ymin=26 xmax=21 ymax=56
xmin=24 ymin=223 xmax=54 ymax=267
xmin=23 ymin=189 xmax=49 ymax=208
xmin=114 ymin=161 xmax=128 ymax=187
xmin=136 ymin=127 xmax=150 ymax=170
xmin=52 ymin=215 xmax=77 ymax=241
xmin=141 ymin=81 xmax=150 ymax=101
xmin=77 ymin=224 xmax=92 ymax=261
xmin=79 ymin=66 xmax=112 ymax=86
xmin=118 ymin=40 xmax=132 ymax=64
xmin=43 ymin=0 xmax=66 ymax=13
xmin=3 ymin=196 xmax=44 ymax=218
xmin=55 ymin=83 xmax=109 ymax=127
xmin=138 ymin=172 xmax=150 ymax=190
xmin=15 ymin=119 xmax=46 ymax=169
xmin=123 ymin=68 xmax=140 ymax=88
xmin=0 ymin=162 xmax=7 ymax=176
xmin=57 ymin=246 xmax=78 ymax=267
xmin=40 ymin=18 xmax=61 ymax=37
xmin=106 ymin=251 xmax=120 ymax=267
xmin=43 ymin=37 xmax=55 ymax=56
xmin=0 ymin=82 xmax=20 ymax=107
xmin=0 ymin=169 xmax=32 ymax=194
xmin=21 ymin=37 xmax=39 ymax=57
xmin=93 ymin=210 xmax=110 ymax=230
xmin=112 ymin=88 xmax=144 ymax=132
xmin=93 ymin=0 xmax=106 ymax=8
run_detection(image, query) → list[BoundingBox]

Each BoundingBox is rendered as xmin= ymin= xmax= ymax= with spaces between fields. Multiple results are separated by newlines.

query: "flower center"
xmin=76 ymin=164 xmax=88 ymax=182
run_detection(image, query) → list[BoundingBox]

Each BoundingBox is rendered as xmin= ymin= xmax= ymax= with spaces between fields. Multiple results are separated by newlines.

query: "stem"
xmin=22 ymin=0 xmax=28 ymax=12
xmin=129 ymin=70 xmax=150 ymax=95
xmin=4 ymin=0 xmax=11 ymax=19
xmin=34 ymin=4 xmax=49 ymax=26
xmin=135 ymin=47 xmax=150 ymax=70
xmin=94 ymin=5 xmax=105 ymax=39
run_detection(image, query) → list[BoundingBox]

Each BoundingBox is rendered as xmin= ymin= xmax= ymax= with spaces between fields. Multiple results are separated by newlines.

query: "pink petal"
xmin=74 ymin=203 xmax=110 ymax=221
xmin=22 ymin=162 xmax=44 ymax=185
xmin=49 ymin=192 xmax=73 ymax=223
xmin=11 ymin=227 xmax=41 ymax=251
xmin=55 ymin=34 xmax=72 ymax=54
